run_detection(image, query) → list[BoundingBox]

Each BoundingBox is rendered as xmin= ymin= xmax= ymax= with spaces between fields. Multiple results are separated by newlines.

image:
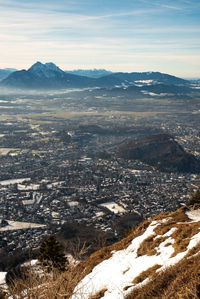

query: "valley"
xmin=0 ymin=81 xmax=200 ymax=263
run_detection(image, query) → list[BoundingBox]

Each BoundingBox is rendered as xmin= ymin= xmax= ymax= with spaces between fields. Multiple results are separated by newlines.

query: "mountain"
xmin=70 ymin=205 xmax=200 ymax=298
xmin=117 ymin=134 xmax=200 ymax=173
xmin=65 ymin=69 xmax=113 ymax=78
xmin=100 ymin=71 xmax=188 ymax=86
xmin=0 ymin=62 xmax=96 ymax=90
xmin=0 ymin=62 xmax=190 ymax=90
xmin=0 ymin=68 xmax=17 ymax=81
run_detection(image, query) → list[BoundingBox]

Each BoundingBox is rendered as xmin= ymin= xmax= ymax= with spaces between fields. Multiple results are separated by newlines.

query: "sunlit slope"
xmin=71 ymin=206 xmax=200 ymax=299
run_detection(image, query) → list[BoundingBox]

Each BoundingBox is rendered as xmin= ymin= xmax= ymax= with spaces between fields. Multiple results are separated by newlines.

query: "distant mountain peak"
xmin=29 ymin=61 xmax=62 ymax=71
xmin=28 ymin=61 xmax=65 ymax=78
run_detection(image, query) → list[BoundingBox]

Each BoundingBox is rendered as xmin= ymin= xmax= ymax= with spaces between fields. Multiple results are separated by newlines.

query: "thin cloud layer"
xmin=0 ymin=0 xmax=199 ymax=77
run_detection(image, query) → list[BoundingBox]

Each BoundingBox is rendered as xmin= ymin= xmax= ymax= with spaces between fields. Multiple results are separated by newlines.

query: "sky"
xmin=0 ymin=0 xmax=200 ymax=77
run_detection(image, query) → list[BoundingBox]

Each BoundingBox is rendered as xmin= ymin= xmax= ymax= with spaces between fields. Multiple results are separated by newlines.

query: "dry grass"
xmin=170 ymin=222 xmax=200 ymax=257
xmin=185 ymin=243 xmax=200 ymax=258
xmin=152 ymin=206 xmax=200 ymax=258
xmin=5 ymin=206 xmax=200 ymax=298
xmin=3 ymin=220 xmax=151 ymax=298
xmin=89 ymin=288 xmax=107 ymax=299
xmin=126 ymin=253 xmax=200 ymax=299
xmin=137 ymin=236 xmax=168 ymax=256
xmin=166 ymin=206 xmax=190 ymax=223
xmin=132 ymin=264 xmax=161 ymax=284
xmin=5 ymin=265 xmax=88 ymax=299
xmin=153 ymin=206 xmax=189 ymax=224
xmin=74 ymin=219 xmax=150 ymax=270
xmin=154 ymin=224 xmax=173 ymax=236
xmin=0 ymin=288 xmax=7 ymax=298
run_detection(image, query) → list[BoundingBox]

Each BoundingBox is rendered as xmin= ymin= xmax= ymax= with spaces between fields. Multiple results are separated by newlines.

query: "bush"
xmin=6 ymin=265 xmax=29 ymax=286
xmin=187 ymin=190 xmax=200 ymax=206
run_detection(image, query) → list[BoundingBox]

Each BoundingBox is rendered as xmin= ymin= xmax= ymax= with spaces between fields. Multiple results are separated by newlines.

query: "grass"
xmin=170 ymin=221 xmax=200 ymax=257
xmin=126 ymin=253 xmax=200 ymax=299
xmin=153 ymin=206 xmax=189 ymax=224
xmin=137 ymin=235 xmax=169 ymax=257
xmin=5 ymin=206 xmax=200 ymax=298
xmin=185 ymin=243 xmax=200 ymax=258
xmin=132 ymin=264 xmax=161 ymax=284
xmin=89 ymin=288 xmax=108 ymax=299
xmin=136 ymin=207 xmax=190 ymax=258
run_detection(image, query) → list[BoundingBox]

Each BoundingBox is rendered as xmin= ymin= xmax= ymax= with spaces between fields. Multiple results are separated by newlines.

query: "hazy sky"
xmin=0 ymin=0 xmax=200 ymax=77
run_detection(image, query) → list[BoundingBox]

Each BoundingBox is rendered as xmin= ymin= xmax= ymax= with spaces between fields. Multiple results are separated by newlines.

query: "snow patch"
xmin=72 ymin=216 xmax=200 ymax=299
xmin=186 ymin=209 xmax=200 ymax=222
xmin=0 ymin=272 xmax=7 ymax=285
xmin=100 ymin=202 xmax=126 ymax=214
xmin=0 ymin=220 xmax=45 ymax=231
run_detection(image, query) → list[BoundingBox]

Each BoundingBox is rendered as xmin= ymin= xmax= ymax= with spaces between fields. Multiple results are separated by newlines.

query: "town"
xmin=0 ymin=87 xmax=200 ymax=260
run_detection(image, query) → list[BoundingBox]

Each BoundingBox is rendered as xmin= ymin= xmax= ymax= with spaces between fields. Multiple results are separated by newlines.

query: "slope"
xmin=117 ymin=134 xmax=200 ymax=173
xmin=4 ymin=205 xmax=200 ymax=298
xmin=71 ymin=205 xmax=200 ymax=298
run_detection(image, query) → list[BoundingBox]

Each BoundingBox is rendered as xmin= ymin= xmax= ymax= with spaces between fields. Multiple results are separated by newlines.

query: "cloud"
xmin=0 ymin=0 xmax=199 ymax=77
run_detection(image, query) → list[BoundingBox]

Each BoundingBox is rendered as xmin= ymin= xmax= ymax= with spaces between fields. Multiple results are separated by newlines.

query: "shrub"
xmin=187 ymin=190 xmax=200 ymax=206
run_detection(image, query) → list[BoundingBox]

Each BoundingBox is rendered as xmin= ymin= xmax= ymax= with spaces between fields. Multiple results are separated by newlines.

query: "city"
xmin=0 ymin=86 xmax=199 ymax=260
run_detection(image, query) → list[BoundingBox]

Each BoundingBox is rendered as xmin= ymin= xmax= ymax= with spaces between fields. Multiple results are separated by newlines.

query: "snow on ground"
xmin=22 ymin=259 xmax=39 ymax=267
xmin=72 ymin=216 xmax=200 ymax=299
xmin=100 ymin=202 xmax=126 ymax=214
xmin=0 ymin=148 xmax=18 ymax=156
xmin=18 ymin=183 xmax=40 ymax=191
xmin=0 ymin=272 xmax=7 ymax=286
xmin=0 ymin=178 xmax=30 ymax=186
xmin=134 ymin=80 xmax=154 ymax=84
xmin=0 ymin=220 xmax=45 ymax=231
xmin=186 ymin=209 xmax=200 ymax=222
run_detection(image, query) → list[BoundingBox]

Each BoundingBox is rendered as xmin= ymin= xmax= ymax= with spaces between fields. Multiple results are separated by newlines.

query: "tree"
xmin=38 ymin=234 xmax=68 ymax=272
xmin=187 ymin=190 xmax=200 ymax=206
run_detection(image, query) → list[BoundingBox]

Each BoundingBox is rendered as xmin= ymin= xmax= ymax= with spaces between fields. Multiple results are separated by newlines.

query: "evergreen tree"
xmin=187 ymin=190 xmax=200 ymax=206
xmin=38 ymin=234 xmax=68 ymax=272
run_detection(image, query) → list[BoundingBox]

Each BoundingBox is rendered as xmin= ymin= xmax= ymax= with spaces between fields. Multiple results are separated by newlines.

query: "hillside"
xmin=117 ymin=134 xmax=200 ymax=173
xmin=69 ymin=205 xmax=200 ymax=298
xmin=102 ymin=71 xmax=188 ymax=85
xmin=3 ymin=205 xmax=200 ymax=298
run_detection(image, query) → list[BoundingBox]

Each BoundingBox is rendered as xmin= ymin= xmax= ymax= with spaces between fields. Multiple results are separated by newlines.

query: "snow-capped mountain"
xmin=0 ymin=61 xmax=190 ymax=90
xmin=0 ymin=61 xmax=96 ymax=89
xmin=28 ymin=62 xmax=66 ymax=79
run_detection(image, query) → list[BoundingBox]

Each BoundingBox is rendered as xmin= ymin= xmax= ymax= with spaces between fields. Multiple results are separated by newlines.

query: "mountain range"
xmin=65 ymin=69 xmax=113 ymax=78
xmin=0 ymin=61 xmax=192 ymax=91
